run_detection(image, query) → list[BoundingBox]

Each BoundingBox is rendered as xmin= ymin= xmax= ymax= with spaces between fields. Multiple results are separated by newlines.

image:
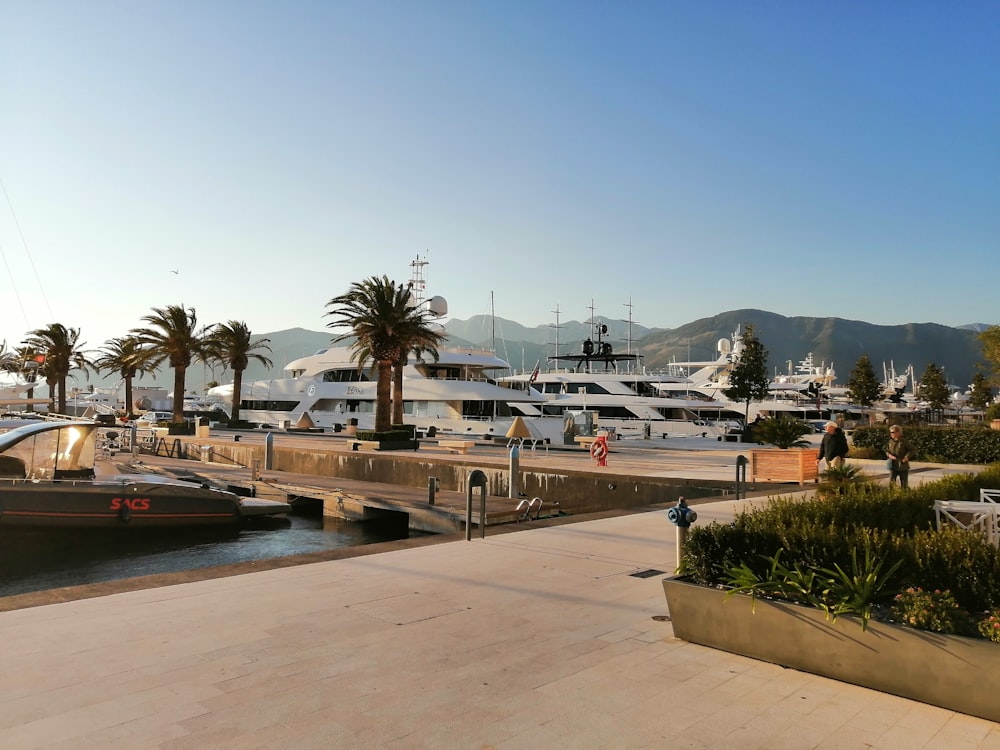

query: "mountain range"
xmin=90 ymin=310 xmax=990 ymax=395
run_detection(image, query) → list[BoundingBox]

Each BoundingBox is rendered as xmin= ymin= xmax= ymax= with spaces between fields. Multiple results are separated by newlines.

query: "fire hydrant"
xmin=666 ymin=497 xmax=698 ymax=571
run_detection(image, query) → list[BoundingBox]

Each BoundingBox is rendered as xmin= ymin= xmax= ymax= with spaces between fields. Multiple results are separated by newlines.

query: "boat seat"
xmin=0 ymin=455 xmax=26 ymax=478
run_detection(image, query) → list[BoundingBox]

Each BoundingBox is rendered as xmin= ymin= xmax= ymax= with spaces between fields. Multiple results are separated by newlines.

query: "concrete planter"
xmin=749 ymin=448 xmax=818 ymax=484
xmin=662 ymin=575 xmax=1000 ymax=723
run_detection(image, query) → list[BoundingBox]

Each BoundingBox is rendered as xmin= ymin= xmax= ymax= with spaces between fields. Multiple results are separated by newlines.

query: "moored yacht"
xmin=209 ymin=344 xmax=564 ymax=441
xmin=499 ymin=321 xmax=742 ymax=439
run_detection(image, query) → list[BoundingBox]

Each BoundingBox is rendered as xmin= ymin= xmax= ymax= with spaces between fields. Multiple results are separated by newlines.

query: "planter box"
xmin=662 ymin=575 xmax=1000 ymax=723
xmin=749 ymin=448 xmax=818 ymax=484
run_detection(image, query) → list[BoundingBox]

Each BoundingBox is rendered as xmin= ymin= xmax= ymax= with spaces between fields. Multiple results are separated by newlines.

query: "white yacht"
xmin=649 ymin=328 xmax=833 ymax=426
xmin=208 ymin=344 xmax=564 ymax=441
xmin=208 ymin=254 xmax=567 ymax=440
xmin=499 ymin=321 xmax=742 ymax=439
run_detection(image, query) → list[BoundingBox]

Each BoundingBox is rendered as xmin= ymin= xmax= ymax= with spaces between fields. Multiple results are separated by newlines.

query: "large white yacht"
xmin=499 ymin=321 xmax=743 ymax=439
xmin=209 ymin=343 xmax=564 ymax=441
xmin=208 ymin=256 xmax=566 ymax=442
xmin=646 ymin=328 xmax=834 ymax=426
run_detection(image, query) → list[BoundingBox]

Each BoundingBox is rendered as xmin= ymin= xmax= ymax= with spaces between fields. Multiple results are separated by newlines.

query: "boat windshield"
xmin=0 ymin=422 xmax=98 ymax=479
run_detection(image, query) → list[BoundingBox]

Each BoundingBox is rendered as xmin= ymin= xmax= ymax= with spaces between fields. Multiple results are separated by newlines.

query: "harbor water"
xmin=0 ymin=513 xmax=423 ymax=598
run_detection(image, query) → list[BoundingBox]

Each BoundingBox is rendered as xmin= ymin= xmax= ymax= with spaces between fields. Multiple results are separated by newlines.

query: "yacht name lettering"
xmin=346 ymin=386 xmax=364 ymax=395
xmin=110 ymin=498 xmax=151 ymax=511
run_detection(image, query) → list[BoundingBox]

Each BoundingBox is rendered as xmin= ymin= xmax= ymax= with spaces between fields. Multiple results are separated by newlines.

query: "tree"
xmin=131 ymin=305 xmax=209 ymax=424
xmin=846 ymin=354 xmax=882 ymax=424
xmin=93 ymin=336 xmax=158 ymax=418
xmin=204 ymin=321 xmax=273 ymax=425
xmin=979 ymin=326 xmax=1000 ymax=381
xmin=918 ymin=362 xmax=950 ymax=419
xmin=723 ymin=323 xmax=771 ymax=425
xmin=390 ymin=317 xmax=446 ymax=426
xmin=325 ymin=276 xmax=446 ymax=433
xmin=22 ymin=323 xmax=92 ymax=415
xmin=968 ymin=372 xmax=994 ymax=411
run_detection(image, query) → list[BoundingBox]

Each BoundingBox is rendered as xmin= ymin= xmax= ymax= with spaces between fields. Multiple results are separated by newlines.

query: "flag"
xmin=529 ymin=360 xmax=540 ymax=384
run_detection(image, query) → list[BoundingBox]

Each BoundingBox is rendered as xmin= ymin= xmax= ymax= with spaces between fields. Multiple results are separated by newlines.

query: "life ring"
xmin=590 ymin=440 xmax=608 ymax=461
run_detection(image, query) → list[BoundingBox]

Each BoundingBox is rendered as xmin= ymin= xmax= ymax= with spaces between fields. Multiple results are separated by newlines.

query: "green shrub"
xmin=683 ymin=464 xmax=1000 ymax=630
xmin=978 ymin=611 xmax=1000 ymax=642
xmin=752 ymin=415 xmax=812 ymax=448
xmin=890 ymin=587 xmax=975 ymax=636
xmin=852 ymin=425 xmax=1000 ymax=464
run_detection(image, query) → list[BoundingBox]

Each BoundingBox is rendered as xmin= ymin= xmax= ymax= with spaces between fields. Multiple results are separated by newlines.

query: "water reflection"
xmin=0 ymin=514 xmax=419 ymax=598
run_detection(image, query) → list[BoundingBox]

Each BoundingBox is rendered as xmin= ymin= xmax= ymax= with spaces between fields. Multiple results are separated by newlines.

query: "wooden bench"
xmin=574 ymin=436 xmax=599 ymax=449
xmin=437 ymin=439 xmax=477 ymax=454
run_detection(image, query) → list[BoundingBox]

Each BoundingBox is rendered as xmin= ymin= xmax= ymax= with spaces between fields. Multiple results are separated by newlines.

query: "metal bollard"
xmin=428 ymin=476 xmax=439 ymax=506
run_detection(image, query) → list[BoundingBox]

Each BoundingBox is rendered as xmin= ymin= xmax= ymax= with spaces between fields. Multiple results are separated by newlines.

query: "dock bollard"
xmin=466 ymin=470 xmax=488 ymax=541
xmin=428 ymin=476 xmax=439 ymax=506
xmin=666 ymin=497 xmax=697 ymax=572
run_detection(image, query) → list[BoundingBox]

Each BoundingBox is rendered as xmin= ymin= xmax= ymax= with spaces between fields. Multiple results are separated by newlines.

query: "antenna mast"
xmin=549 ymin=305 xmax=563 ymax=364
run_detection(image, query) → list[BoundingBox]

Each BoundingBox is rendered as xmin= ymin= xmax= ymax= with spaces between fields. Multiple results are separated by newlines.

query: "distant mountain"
xmin=79 ymin=312 xmax=987 ymax=394
xmin=640 ymin=310 xmax=984 ymax=387
xmin=958 ymin=323 xmax=993 ymax=333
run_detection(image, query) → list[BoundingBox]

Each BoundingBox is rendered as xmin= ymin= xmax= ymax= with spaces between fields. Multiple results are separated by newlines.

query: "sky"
xmin=2 ymin=1 xmax=998 ymax=355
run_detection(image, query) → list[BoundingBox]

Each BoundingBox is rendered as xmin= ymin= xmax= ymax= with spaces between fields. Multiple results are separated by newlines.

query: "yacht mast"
xmin=549 ymin=305 xmax=562 ymax=366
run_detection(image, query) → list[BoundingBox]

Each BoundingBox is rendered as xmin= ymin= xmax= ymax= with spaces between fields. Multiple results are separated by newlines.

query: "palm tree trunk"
xmin=57 ymin=376 xmax=67 ymax=415
xmin=375 ymin=361 xmax=392 ymax=432
xmin=124 ymin=375 xmax=134 ymax=417
xmin=231 ymin=368 xmax=244 ymax=424
xmin=392 ymin=359 xmax=404 ymax=425
xmin=173 ymin=367 xmax=187 ymax=423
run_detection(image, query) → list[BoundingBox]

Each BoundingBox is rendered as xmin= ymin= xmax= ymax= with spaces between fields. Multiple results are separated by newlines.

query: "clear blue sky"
xmin=2 ymin=1 xmax=997 ymax=351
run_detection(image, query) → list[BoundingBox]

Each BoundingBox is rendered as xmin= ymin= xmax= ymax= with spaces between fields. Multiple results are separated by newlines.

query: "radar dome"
xmin=717 ymin=338 xmax=732 ymax=354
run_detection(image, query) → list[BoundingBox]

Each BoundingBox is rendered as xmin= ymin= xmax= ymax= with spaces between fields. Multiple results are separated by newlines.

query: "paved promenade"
xmin=2 ymin=443 xmax=999 ymax=748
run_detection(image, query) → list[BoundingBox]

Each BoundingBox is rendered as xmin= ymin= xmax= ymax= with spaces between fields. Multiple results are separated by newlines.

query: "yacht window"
xmin=322 ymin=369 xmax=369 ymax=383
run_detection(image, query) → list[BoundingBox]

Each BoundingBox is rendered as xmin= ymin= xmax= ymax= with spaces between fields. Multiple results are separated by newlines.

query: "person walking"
xmin=886 ymin=424 xmax=914 ymax=488
xmin=816 ymin=420 xmax=849 ymax=469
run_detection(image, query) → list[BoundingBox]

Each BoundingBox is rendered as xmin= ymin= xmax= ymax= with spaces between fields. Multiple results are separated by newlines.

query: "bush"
xmin=852 ymin=425 xmax=1000 ymax=464
xmin=979 ymin=611 xmax=1000 ymax=642
xmin=682 ymin=464 xmax=1000 ymax=634
xmin=752 ymin=415 xmax=812 ymax=449
xmin=890 ymin=588 xmax=975 ymax=635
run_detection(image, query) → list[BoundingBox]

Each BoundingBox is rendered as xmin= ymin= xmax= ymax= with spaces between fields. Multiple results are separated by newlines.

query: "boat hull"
xmin=0 ymin=479 xmax=244 ymax=528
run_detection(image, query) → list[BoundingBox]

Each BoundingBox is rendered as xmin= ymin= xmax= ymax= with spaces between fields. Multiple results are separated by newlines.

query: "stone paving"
xmin=2 ymin=440 xmax=999 ymax=748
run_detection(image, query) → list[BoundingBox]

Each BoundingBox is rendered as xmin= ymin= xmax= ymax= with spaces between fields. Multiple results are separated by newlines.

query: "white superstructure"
xmin=209 ymin=344 xmax=565 ymax=441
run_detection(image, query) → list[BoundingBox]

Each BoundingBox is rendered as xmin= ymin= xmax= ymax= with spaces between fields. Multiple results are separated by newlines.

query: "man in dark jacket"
xmin=816 ymin=421 xmax=849 ymax=469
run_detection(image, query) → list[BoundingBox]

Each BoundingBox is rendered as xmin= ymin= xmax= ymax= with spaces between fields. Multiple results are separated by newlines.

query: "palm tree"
xmin=13 ymin=345 xmax=44 ymax=411
xmin=0 ymin=341 xmax=17 ymax=371
xmin=130 ymin=305 xmax=209 ymax=424
xmin=22 ymin=324 xmax=92 ymax=415
xmin=325 ymin=276 xmax=446 ymax=433
xmin=93 ymin=336 xmax=158 ymax=418
xmin=204 ymin=321 xmax=273 ymax=424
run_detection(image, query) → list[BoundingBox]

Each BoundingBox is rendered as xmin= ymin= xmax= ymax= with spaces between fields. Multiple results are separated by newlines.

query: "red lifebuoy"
xmin=590 ymin=440 xmax=608 ymax=461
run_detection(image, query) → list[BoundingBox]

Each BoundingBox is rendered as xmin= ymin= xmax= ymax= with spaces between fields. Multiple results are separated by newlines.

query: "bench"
xmin=574 ymin=436 xmax=598 ymax=448
xmin=437 ymin=439 xmax=477 ymax=454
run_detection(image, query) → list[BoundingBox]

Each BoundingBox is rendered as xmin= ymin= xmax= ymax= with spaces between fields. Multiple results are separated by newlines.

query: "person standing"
xmin=887 ymin=424 xmax=914 ymax=488
xmin=816 ymin=420 xmax=849 ymax=469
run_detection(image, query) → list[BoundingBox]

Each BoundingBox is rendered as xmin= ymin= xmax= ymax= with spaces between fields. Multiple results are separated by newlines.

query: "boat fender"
xmin=118 ymin=501 xmax=132 ymax=523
